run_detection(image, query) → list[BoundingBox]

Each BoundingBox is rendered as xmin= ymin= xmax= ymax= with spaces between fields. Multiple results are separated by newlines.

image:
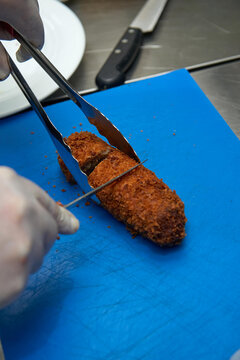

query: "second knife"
xmin=95 ymin=0 xmax=169 ymax=89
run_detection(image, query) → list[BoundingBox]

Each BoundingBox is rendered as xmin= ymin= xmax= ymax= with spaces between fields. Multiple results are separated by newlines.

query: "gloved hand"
xmin=0 ymin=167 xmax=79 ymax=309
xmin=0 ymin=0 xmax=44 ymax=80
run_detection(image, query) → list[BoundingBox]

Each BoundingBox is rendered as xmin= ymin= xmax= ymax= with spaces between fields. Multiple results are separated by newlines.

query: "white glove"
xmin=0 ymin=167 xmax=79 ymax=309
xmin=0 ymin=0 xmax=44 ymax=80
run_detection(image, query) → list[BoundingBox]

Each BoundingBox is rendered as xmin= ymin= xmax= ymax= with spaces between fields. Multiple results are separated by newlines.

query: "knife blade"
xmin=95 ymin=0 xmax=169 ymax=89
xmin=64 ymin=159 xmax=147 ymax=209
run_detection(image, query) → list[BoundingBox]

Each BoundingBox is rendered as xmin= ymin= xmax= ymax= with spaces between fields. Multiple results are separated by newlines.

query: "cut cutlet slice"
xmin=58 ymin=131 xmax=113 ymax=182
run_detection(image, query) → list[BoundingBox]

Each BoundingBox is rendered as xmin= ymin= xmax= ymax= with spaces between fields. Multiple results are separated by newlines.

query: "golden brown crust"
xmin=58 ymin=156 xmax=75 ymax=183
xmin=58 ymin=131 xmax=113 ymax=182
xmin=88 ymin=150 xmax=186 ymax=246
xmin=58 ymin=131 xmax=187 ymax=246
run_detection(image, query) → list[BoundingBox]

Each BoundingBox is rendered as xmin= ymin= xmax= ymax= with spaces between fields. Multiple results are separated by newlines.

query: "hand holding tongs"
xmin=4 ymin=29 xmax=141 ymax=205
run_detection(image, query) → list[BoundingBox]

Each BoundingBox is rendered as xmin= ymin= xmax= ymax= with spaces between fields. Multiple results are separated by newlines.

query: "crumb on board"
xmin=76 ymin=204 xmax=79 ymax=207
xmin=45 ymin=167 xmax=48 ymax=170
xmin=107 ymin=226 xmax=111 ymax=229
xmin=56 ymin=235 xmax=60 ymax=240
xmin=140 ymin=130 xmax=143 ymax=132
xmin=89 ymin=216 xmax=92 ymax=219
xmin=77 ymin=193 xmax=81 ymax=197
xmin=73 ymin=126 xmax=76 ymax=129
xmin=173 ymin=133 xmax=176 ymax=136
xmin=79 ymin=123 xmax=82 ymax=126
xmin=53 ymin=185 xmax=56 ymax=188
xmin=61 ymin=189 xmax=66 ymax=192
xmin=42 ymin=172 xmax=44 ymax=175
xmin=56 ymin=201 xmax=63 ymax=206
xmin=85 ymin=201 xmax=90 ymax=206
xmin=44 ymin=155 xmax=47 ymax=158
xmin=147 ymin=138 xmax=149 ymax=142
xmin=30 ymin=131 xmax=35 ymax=135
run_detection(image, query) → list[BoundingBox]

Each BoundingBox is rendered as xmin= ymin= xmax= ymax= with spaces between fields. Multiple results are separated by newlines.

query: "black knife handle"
xmin=96 ymin=27 xmax=143 ymax=89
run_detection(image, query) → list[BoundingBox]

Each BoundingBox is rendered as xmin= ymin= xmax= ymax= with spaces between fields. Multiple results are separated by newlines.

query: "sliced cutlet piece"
xmin=58 ymin=131 xmax=113 ymax=182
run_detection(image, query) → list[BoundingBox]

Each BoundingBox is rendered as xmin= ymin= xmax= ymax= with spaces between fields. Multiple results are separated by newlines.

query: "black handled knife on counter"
xmin=95 ymin=0 xmax=169 ymax=89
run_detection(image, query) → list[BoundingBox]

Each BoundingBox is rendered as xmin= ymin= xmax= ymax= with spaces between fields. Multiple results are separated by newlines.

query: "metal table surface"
xmin=47 ymin=0 xmax=240 ymax=138
xmin=0 ymin=2 xmax=239 ymax=359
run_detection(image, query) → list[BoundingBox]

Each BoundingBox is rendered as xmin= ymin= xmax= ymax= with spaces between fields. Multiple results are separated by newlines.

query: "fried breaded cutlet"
xmin=58 ymin=131 xmax=187 ymax=246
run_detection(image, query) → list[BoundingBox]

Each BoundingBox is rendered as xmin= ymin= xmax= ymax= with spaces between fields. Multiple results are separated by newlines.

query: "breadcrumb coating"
xmin=58 ymin=131 xmax=113 ymax=181
xmin=58 ymin=131 xmax=187 ymax=246
xmin=88 ymin=150 xmax=186 ymax=246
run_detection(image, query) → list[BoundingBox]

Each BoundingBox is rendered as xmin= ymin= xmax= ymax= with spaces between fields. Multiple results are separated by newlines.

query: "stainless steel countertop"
xmin=48 ymin=0 xmax=240 ymax=138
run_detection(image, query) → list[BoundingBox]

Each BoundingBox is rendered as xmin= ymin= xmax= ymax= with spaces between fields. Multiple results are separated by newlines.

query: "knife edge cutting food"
xmin=0 ymin=0 xmax=186 ymax=317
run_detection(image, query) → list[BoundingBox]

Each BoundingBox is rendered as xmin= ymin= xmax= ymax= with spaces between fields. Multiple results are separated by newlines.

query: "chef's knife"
xmin=95 ymin=0 xmax=169 ymax=89
xmin=64 ymin=159 xmax=147 ymax=209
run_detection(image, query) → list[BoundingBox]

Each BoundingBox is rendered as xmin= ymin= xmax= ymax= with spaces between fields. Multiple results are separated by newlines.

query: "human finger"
xmin=15 ymin=2 xmax=44 ymax=62
xmin=0 ymin=42 xmax=10 ymax=80
xmin=20 ymin=177 xmax=80 ymax=234
xmin=26 ymin=201 xmax=58 ymax=273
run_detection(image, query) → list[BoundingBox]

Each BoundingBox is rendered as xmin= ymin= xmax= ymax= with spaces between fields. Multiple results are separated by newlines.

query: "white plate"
xmin=0 ymin=0 xmax=86 ymax=118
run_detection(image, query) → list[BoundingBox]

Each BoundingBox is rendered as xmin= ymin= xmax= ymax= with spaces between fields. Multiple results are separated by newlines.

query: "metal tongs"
xmin=5 ymin=30 xmax=142 ymax=205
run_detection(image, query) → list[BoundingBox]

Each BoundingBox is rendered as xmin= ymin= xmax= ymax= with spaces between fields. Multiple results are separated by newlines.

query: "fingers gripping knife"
xmin=5 ymin=30 xmax=141 ymax=205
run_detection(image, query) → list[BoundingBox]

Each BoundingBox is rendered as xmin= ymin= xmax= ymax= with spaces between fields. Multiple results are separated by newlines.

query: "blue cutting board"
xmin=0 ymin=69 xmax=240 ymax=360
